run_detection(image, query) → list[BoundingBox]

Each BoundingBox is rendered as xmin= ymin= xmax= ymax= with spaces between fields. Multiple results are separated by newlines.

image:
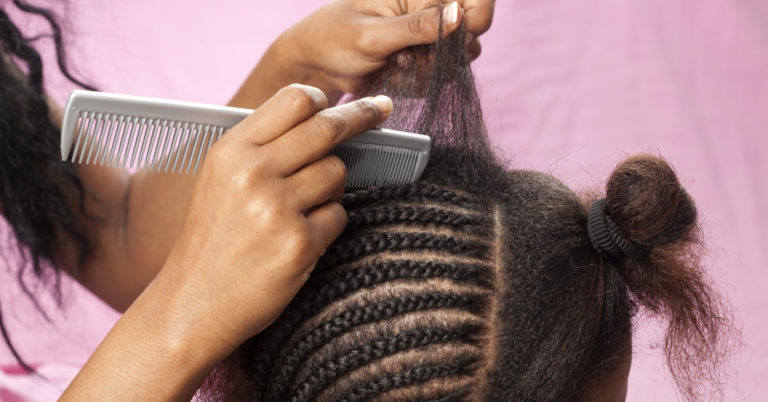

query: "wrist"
xmin=61 ymin=261 xmax=238 ymax=400
xmin=139 ymin=259 xmax=244 ymax=363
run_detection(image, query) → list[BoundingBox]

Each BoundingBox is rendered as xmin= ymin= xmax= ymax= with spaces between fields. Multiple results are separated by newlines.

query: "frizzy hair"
xmin=0 ymin=0 xmax=95 ymax=372
xmin=204 ymin=9 xmax=733 ymax=402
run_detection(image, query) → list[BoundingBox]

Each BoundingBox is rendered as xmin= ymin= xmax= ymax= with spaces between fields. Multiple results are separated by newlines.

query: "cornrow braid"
xmin=246 ymin=258 xmax=495 ymax=394
xmin=418 ymin=387 xmax=473 ymax=402
xmin=227 ymin=181 xmax=498 ymax=402
xmin=340 ymin=355 xmax=479 ymax=402
xmin=345 ymin=205 xmax=491 ymax=236
xmin=265 ymin=292 xmax=488 ymax=400
xmin=316 ymin=232 xmax=491 ymax=272
xmin=291 ymin=324 xmax=483 ymax=402
xmin=341 ymin=184 xmax=475 ymax=209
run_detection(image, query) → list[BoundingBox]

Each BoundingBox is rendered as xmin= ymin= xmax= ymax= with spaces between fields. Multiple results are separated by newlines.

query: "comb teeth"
xmin=331 ymin=142 xmax=421 ymax=188
xmin=61 ymin=90 xmax=431 ymax=186
xmin=66 ymin=111 xmax=227 ymax=174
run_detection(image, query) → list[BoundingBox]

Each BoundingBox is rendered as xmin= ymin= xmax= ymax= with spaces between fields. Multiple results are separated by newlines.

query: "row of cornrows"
xmin=249 ymin=184 xmax=500 ymax=401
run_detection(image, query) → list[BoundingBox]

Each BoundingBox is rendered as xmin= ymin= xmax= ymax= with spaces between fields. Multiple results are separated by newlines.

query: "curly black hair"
xmin=0 ymin=0 xmax=95 ymax=372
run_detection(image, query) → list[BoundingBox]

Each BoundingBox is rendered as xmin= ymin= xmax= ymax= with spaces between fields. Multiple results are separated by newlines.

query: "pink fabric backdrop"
xmin=1 ymin=0 xmax=765 ymax=400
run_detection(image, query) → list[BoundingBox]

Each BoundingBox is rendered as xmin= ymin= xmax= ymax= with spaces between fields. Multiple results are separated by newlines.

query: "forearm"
xmin=61 ymin=263 xmax=236 ymax=401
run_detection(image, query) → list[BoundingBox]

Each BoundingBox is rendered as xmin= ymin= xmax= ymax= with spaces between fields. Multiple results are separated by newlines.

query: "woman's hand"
xmin=229 ymin=0 xmax=495 ymax=107
xmin=164 ymin=85 xmax=393 ymax=345
xmin=61 ymin=85 xmax=393 ymax=401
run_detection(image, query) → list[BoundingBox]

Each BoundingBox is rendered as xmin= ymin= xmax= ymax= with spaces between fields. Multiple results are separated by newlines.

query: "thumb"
xmin=372 ymin=2 xmax=463 ymax=56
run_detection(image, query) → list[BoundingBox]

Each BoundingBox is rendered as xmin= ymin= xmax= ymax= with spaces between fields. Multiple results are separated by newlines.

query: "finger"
xmin=366 ymin=2 xmax=463 ymax=56
xmin=268 ymin=95 xmax=392 ymax=175
xmin=286 ymin=155 xmax=346 ymax=212
xmin=306 ymin=201 xmax=348 ymax=255
xmin=227 ymin=84 xmax=329 ymax=145
xmin=467 ymin=38 xmax=482 ymax=60
xmin=463 ymin=0 xmax=494 ymax=36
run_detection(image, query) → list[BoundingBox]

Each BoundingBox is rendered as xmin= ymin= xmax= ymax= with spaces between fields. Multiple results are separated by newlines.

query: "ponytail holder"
xmin=587 ymin=199 xmax=652 ymax=261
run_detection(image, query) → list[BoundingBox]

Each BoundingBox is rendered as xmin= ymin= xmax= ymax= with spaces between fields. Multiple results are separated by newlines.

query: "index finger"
xmin=267 ymin=95 xmax=393 ymax=176
xmin=226 ymin=84 xmax=330 ymax=145
xmin=463 ymin=0 xmax=495 ymax=36
xmin=363 ymin=3 xmax=463 ymax=58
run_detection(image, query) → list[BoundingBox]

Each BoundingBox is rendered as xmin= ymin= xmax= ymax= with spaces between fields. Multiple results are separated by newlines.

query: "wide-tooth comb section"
xmin=134 ymin=118 xmax=150 ymax=169
xmin=176 ymin=123 xmax=198 ymax=174
xmin=151 ymin=120 xmax=170 ymax=171
xmin=118 ymin=117 xmax=139 ymax=168
xmin=100 ymin=114 xmax=120 ymax=166
xmin=190 ymin=125 xmax=211 ymax=174
xmin=68 ymin=111 xmax=89 ymax=163
xmin=143 ymin=120 xmax=160 ymax=170
xmin=83 ymin=112 xmax=104 ymax=165
xmin=108 ymin=115 xmax=126 ymax=167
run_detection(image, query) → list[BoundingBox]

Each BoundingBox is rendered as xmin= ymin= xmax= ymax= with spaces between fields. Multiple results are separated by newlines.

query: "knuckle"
xmin=331 ymin=202 xmax=347 ymax=225
xmin=354 ymin=23 xmax=379 ymax=56
xmin=409 ymin=12 xmax=437 ymax=41
xmin=326 ymin=202 xmax=348 ymax=238
xmin=324 ymin=155 xmax=347 ymax=182
xmin=205 ymin=142 xmax=237 ymax=170
xmin=279 ymin=84 xmax=322 ymax=113
xmin=408 ymin=13 xmax=424 ymax=37
xmin=313 ymin=110 xmax=347 ymax=140
xmin=227 ymin=166 xmax=253 ymax=190
xmin=355 ymin=98 xmax=381 ymax=122
xmin=248 ymin=153 xmax=271 ymax=177
xmin=284 ymin=223 xmax=313 ymax=261
xmin=256 ymin=198 xmax=286 ymax=228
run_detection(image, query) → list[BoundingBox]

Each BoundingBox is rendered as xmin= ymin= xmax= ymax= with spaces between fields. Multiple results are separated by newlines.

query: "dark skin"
xmin=55 ymin=0 xmax=495 ymax=312
xmin=61 ymin=85 xmax=395 ymax=401
xmin=40 ymin=0 xmax=629 ymax=399
xmin=583 ymin=337 xmax=632 ymax=402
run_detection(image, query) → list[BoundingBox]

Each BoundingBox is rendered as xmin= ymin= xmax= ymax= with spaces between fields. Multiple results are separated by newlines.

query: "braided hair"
xmin=204 ymin=11 xmax=732 ymax=402
xmin=0 ymin=1 xmax=95 ymax=372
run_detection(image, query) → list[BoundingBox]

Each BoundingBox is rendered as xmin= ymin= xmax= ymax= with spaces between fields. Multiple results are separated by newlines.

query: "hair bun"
xmin=603 ymin=154 xmax=697 ymax=247
xmin=600 ymin=154 xmax=732 ymax=400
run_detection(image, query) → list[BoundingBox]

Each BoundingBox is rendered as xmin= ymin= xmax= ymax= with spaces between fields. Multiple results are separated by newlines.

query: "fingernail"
xmin=443 ymin=2 xmax=459 ymax=26
xmin=372 ymin=95 xmax=393 ymax=115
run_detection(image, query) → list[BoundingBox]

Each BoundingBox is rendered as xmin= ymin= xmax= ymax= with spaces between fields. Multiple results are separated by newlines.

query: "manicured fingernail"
xmin=372 ymin=95 xmax=393 ymax=115
xmin=443 ymin=2 xmax=459 ymax=26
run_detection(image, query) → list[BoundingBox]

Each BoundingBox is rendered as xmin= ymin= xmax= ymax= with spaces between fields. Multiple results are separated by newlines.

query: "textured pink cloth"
xmin=1 ymin=0 xmax=765 ymax=400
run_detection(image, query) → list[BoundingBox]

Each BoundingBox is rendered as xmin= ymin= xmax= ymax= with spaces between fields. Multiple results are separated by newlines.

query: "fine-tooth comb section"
xmin=332 ymin=143 xmax=420 ymax=188
xmin=61 ymin=90 xmax=431 ymax=184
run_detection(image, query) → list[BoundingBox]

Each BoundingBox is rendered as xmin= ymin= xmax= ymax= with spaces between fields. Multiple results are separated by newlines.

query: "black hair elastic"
xmin=587 ymin=199 xmax=652 ymax=261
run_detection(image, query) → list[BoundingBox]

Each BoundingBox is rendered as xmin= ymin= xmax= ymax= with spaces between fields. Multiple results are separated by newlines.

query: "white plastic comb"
xmin=60 ymin=90 xmax=431 ymax=188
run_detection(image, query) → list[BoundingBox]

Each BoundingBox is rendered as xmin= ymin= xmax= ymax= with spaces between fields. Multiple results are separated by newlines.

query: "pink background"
xmin=2 ymin=0 xmax=766 ymax=400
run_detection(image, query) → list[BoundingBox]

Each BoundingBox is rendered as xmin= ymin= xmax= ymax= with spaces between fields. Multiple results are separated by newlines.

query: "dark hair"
xmin=0 ymin=0 xmax=95 ymax=372
xmin=204 ymin=13 xmax=732 ymax=402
